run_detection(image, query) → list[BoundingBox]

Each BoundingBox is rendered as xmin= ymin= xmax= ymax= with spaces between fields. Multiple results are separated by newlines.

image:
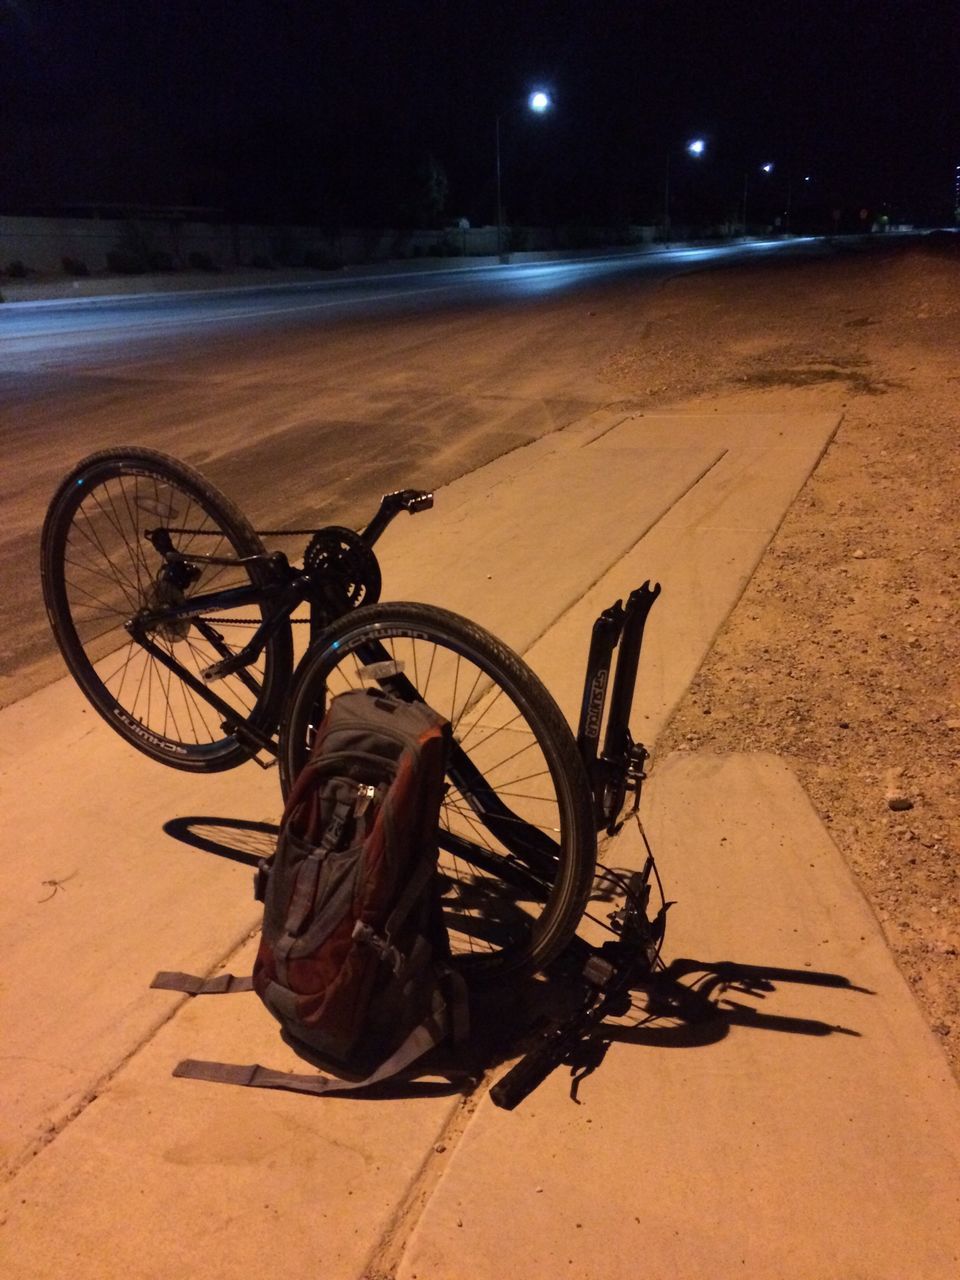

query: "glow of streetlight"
xmin=495 ymin=90 xmax=553 ymax=259
xmin=687 ymin=137 xmax=706 ymax=157
xmin=761 ymin=162 xmax=774 ymax=174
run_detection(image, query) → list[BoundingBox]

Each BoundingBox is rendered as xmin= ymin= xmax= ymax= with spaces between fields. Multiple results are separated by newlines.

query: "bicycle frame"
xmin=118 ymin=480 xmax=660 ymax=892
xmin=576 ymin=582 xmax=661 ymax=833
xmin=125 ymin=488 xmax=434 ymax=760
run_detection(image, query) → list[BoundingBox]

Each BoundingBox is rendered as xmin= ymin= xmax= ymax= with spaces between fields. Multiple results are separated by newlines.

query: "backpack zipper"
xmin=354 ymin=783 xmax=377 ymax=819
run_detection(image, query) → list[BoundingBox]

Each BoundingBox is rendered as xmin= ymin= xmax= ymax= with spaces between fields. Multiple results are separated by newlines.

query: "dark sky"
xmin=3 ymin=0 xmax=958 ymax=226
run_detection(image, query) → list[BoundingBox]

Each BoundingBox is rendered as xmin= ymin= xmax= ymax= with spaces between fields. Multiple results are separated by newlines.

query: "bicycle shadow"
xmin=161 ymin=818 xmax=873 ymax=1103
xmin=163 ymin=816 xmax=279 ymax=867
xmin=465 ymin=948 xmax=872 ymax=1101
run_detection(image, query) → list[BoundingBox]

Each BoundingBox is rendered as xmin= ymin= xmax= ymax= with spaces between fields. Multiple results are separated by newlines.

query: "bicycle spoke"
xmin=306 ymin=630 xmax=564 ymax=958
xmin=68 ymin=516 xmax=140 ymax=610
xmin=90 ymin=486 xmax=143 ymax=598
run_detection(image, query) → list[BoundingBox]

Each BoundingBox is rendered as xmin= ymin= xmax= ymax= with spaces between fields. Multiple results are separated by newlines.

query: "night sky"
xmin=3 ymin=0 xmax=958 ymax=228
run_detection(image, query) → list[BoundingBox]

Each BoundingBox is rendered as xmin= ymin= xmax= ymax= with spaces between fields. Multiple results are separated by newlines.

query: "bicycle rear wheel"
xmin=41 ymin=447 xmax=293 ymax=771
xmin=280 ymin=603 xmax=596 ymax=982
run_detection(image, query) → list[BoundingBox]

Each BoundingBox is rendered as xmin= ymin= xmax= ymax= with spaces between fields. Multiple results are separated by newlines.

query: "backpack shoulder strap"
xmin=170 ymin=968 xmax=471 ymax=1096
xmin=152 ymin=971 xmax=254 ymax=995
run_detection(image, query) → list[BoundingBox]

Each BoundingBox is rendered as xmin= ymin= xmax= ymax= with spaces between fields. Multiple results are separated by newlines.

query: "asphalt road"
xmin=0 ymin=239 xmax=815 ymax=706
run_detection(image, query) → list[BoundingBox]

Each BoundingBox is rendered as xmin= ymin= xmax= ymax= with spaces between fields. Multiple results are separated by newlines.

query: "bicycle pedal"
xmin=583 ymin=954 xmax=616 ymax=988
xmin=220 ymin=719 xmax=278 ymax=767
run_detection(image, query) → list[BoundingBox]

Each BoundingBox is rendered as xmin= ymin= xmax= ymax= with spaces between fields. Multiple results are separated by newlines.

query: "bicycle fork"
xmin=577 ymin=581 xmax=661 ymax=834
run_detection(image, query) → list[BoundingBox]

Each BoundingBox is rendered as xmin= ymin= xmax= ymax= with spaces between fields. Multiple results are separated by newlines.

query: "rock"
xmin=852 ymin=548 xmax=867 ymax=559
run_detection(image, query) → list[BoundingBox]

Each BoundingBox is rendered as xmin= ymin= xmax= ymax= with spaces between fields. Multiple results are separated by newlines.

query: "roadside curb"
xmin=0 ymin=239 xmax=761 ymax=307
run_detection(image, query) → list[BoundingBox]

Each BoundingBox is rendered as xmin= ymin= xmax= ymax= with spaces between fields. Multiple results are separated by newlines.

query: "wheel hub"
xmin=143 ymin=579 xmax=192 ymax=642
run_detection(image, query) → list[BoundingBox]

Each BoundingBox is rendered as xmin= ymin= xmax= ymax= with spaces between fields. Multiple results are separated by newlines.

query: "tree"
xmin=403 ymin=154 xmax=449 ymax=228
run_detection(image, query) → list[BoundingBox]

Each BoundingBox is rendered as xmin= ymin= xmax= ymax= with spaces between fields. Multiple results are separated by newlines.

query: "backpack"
xmin=153 ymin=688 xmax=470 ymax=1095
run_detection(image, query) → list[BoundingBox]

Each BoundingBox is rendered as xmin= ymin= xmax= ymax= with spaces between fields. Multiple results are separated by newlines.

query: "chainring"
xmin=303 ymin=526 xmax=382 ymax=610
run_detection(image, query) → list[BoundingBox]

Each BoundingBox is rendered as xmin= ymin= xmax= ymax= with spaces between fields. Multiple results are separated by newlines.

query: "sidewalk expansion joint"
xmin=360 ymin=1084 xmax=487 ymax=1279
xmin=514 ymin=445 xmax=728 ymax=666
xmin=0 ymin=921 xmax=261 ymax=1187
xmin=427 ymin=403 xmax=632 ymax=510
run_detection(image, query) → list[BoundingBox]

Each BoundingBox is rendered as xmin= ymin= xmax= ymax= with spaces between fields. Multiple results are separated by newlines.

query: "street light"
xmin=663 ymin=137 xmax=707 ymax=243
xmin=496 ymin=89 xmax=552 ymax=260
xmin=742 ymin=161 xmax=775 ymax=234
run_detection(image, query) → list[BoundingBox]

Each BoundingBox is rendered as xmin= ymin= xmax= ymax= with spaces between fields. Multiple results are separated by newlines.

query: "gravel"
xmin=601 ymin=234 xmax=960 ymax=1079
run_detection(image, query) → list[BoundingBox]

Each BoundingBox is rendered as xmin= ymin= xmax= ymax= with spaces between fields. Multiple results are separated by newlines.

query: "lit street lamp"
xmin=742 ymin=160 xmax=775 ymax=234
xmin=496 ymin=89 xmax=552 ymax=259
xmin=663 ymin=137 xmax=706 ymax=242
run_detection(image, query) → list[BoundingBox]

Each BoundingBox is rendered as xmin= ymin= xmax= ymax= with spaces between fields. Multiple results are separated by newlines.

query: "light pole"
xmin=496 ymin=89 xmax=552 ymax=260
xmin=663 ymin=137 xmax=706 ymax=243
xmin=742 ymin=161 xmax=774 ymax=235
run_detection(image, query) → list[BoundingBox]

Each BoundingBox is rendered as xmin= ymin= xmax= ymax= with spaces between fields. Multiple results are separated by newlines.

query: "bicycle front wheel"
xmin=280 ymin=603 xmax=596 ymax=982
xmin=41 ymin=447 xmax=293 ymax=771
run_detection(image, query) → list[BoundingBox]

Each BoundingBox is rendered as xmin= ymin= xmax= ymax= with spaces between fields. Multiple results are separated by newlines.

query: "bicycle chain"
xmin=164 ymin=527 xmax=331 ymax=538
xmin=161 ymin=526 xmax=355 ymax=626
xmin=199 ymin=615 xmax=311 ymax=626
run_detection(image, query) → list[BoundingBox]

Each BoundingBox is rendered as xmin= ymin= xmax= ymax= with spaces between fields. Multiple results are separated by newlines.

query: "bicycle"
xmin=41 ymin=446 xmax=659 ymax=990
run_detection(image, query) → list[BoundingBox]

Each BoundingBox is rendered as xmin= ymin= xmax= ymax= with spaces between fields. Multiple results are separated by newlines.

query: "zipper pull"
xmin=354 ymin=783 xmax=377 ymax=818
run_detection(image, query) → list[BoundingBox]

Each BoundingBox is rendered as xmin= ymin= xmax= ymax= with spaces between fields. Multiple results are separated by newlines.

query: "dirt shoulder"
xmin=601 ymin=235 xmax=960 ymax=1077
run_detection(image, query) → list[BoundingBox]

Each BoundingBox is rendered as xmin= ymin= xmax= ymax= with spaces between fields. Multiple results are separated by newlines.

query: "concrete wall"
xmin=0 ymin=214 xmax=660 ymax=277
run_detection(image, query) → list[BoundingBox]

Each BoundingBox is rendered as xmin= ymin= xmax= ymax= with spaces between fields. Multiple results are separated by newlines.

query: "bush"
xmin=61 ymin=256 xmax=90 ymax=277
xmin=5 ymin=260 xmax=28 ymax=278
xmin=109 ymin=221 xmax=151 ymax=274
xmin=147 ymin=250 xmax=175 ymax=272
xmin=187 ymin=250 xmax=219 ymax=272
xmin=106 ymin=248 xmax=145 ymax=275
xmin=249 ymin=254 xmax=274 ymax=269
xmin=505 ymin=226 xmax=529 ymax=252
xmin=303 ymin=246 xmax=341 ymax=270
xmin=268 ymin=231 xmax=298 ymax=267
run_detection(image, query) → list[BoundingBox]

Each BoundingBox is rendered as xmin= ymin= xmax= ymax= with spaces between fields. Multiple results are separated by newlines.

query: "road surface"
xmin=0 ymin=239 xmax=816 ymax=705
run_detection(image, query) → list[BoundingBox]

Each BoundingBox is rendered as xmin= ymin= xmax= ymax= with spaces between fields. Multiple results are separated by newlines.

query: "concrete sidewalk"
xmin=2 ymin=408 xmax=958 ymax=1279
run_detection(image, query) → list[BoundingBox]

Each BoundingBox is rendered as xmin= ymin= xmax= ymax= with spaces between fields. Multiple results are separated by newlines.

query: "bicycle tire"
xmin=279 ymin=602 xmax=596 ymax=982
xmin=41 ymin=447 xmax=294 ymax=772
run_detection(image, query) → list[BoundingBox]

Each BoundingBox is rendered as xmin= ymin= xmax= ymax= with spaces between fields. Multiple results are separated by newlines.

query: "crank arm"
xmin=125 ymin=622 xmax=278 ymax=756
xmin=359 ymin=489 xmax=433 ymax=547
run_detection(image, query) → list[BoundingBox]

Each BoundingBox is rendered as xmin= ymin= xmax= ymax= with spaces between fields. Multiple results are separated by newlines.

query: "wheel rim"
xmin=51 ymin=462 xmax=275 ymax=757
xmin=286 ymin=619 xmax=579 ymax=977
